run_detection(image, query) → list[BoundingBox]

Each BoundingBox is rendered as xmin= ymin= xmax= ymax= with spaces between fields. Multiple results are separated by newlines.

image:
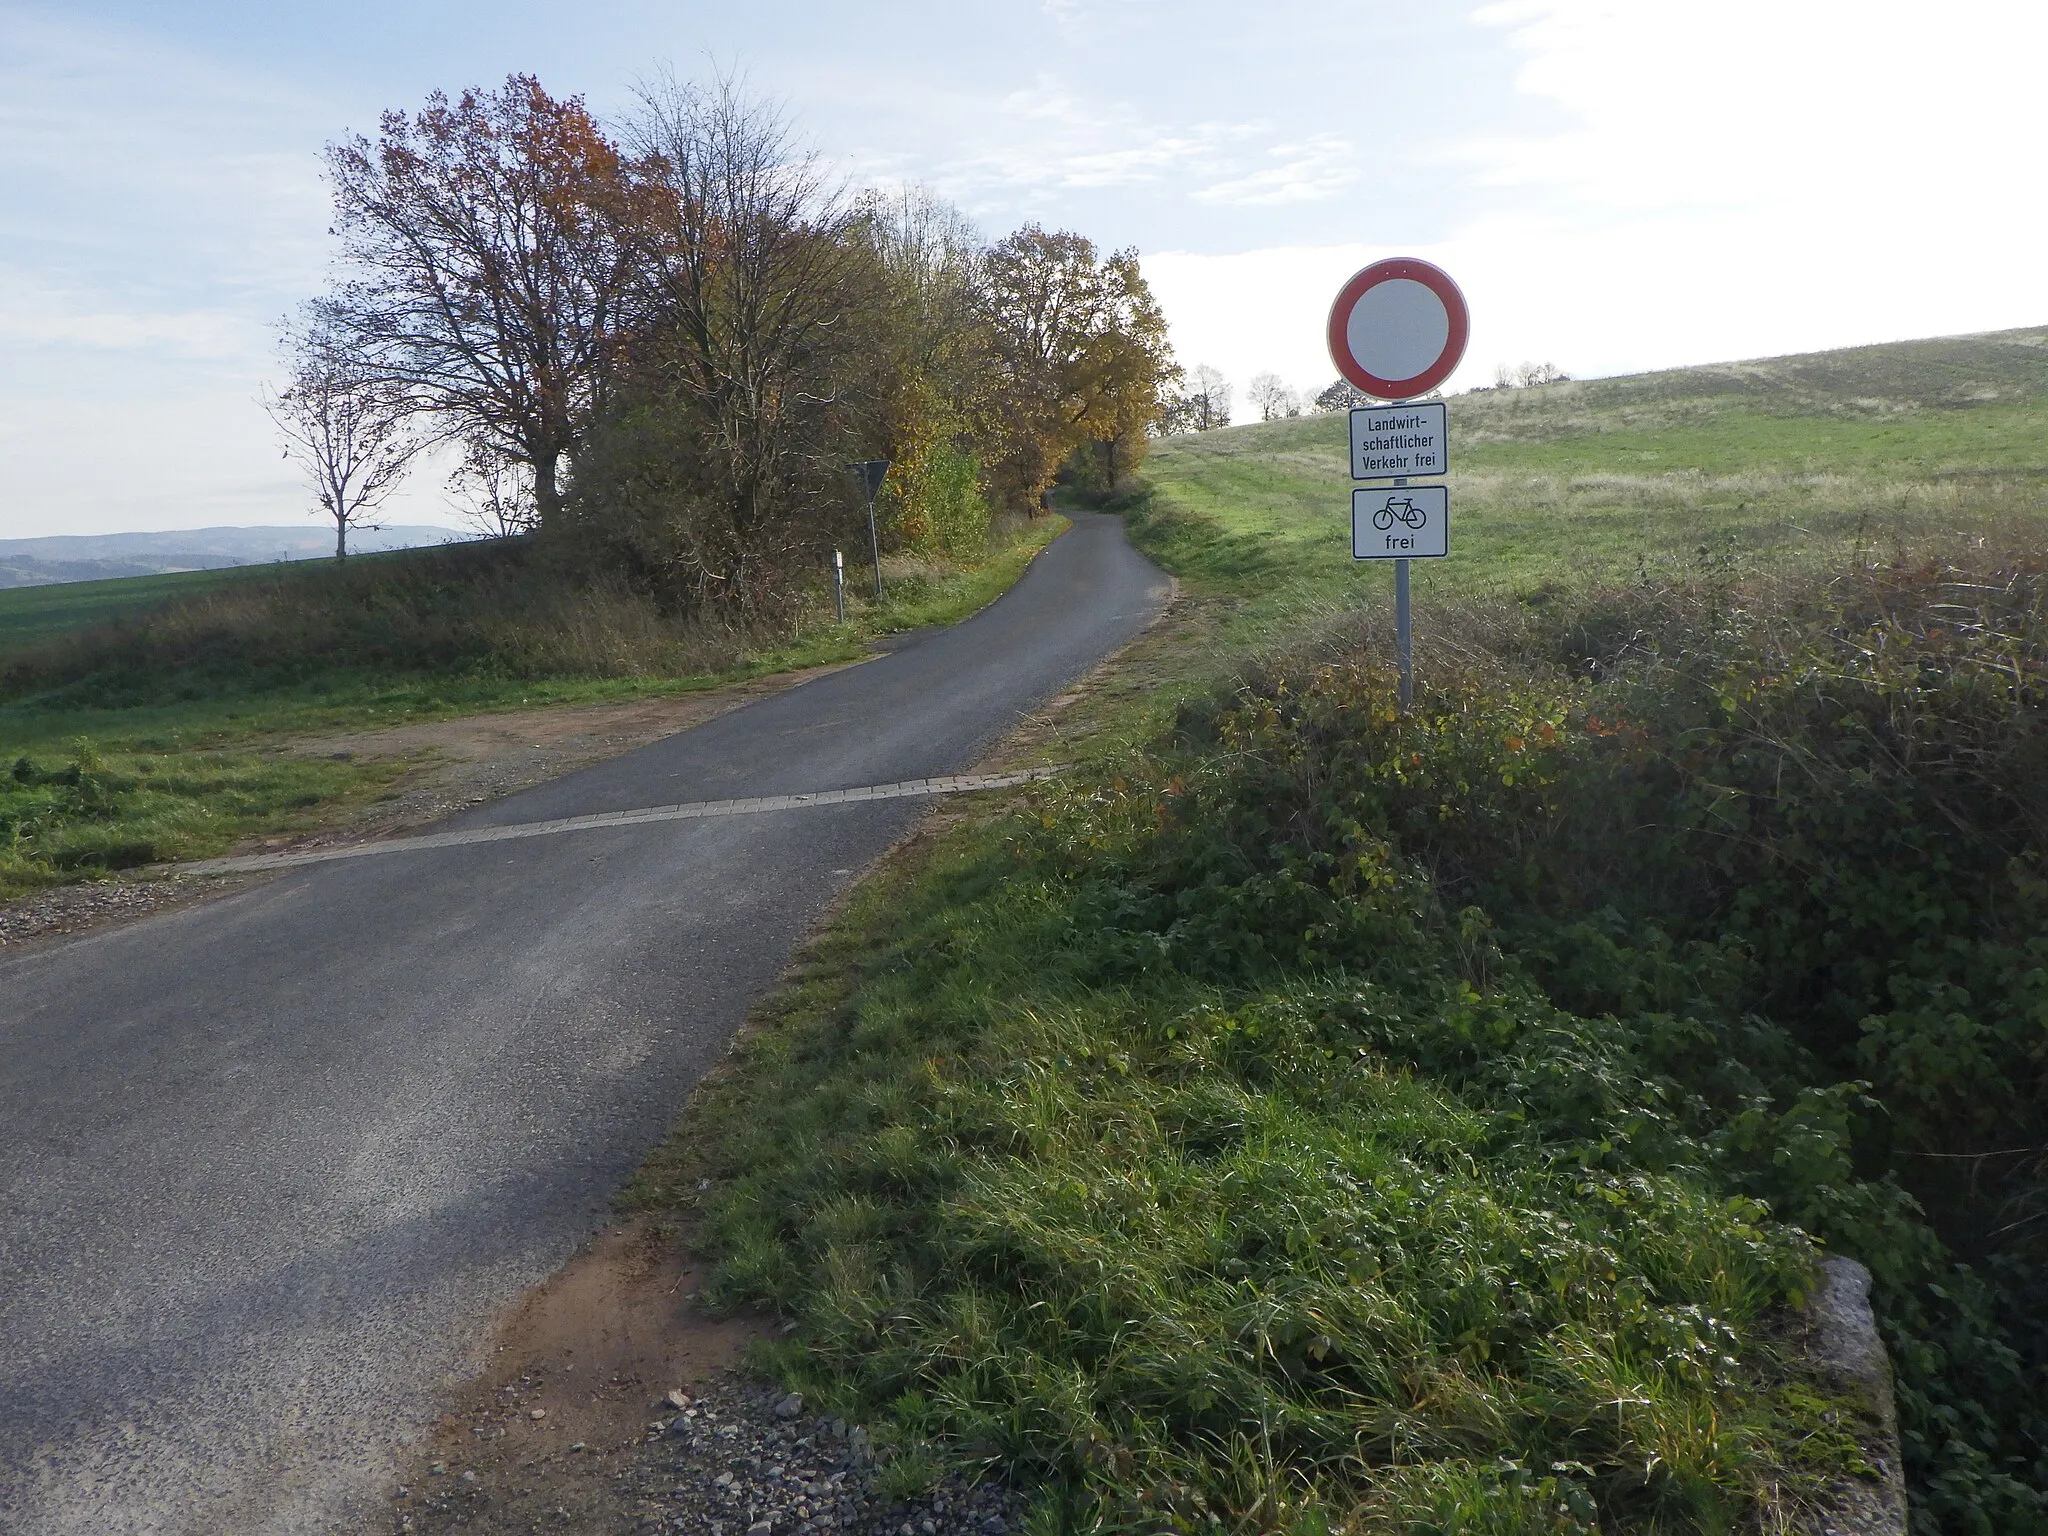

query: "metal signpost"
xmin=849 ymin=460 xmax=890 ymax=600
xmin=1326 ymin=258 xmax=1470 ymax=708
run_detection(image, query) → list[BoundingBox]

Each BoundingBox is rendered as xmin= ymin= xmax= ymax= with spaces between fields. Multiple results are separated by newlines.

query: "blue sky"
xmin=2 ymin=1 xmax=2043 ymax=537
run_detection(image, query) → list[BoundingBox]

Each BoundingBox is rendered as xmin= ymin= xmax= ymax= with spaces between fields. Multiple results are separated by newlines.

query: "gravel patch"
xmin=0 ymin=872 xmax=261 ymax=949
xmin=391 ymin=1376 xmax=1029 ymax=1536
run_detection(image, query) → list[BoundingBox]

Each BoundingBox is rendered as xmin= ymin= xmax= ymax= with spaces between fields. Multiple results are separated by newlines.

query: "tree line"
xmin=270 ymin=75 xmax=1180 ymax=614
xmin=1171 ymin=362 xmax=1575 ymax=428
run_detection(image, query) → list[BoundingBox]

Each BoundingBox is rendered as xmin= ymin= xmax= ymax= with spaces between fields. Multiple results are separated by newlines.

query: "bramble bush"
xmin=1054 ymin=552 xmax=2047 ymax=1531
xmin=693 ymin=551 xmax=2048 ymax=1532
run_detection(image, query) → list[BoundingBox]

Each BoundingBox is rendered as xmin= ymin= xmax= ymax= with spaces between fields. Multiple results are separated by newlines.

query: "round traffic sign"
xmin=1326 ymin=258 xmax=1469 ymax=400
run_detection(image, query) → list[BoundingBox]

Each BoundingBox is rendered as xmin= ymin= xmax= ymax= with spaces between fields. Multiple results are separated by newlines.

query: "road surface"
xmin=0 ymin=513 xmax=1168 ymax=1534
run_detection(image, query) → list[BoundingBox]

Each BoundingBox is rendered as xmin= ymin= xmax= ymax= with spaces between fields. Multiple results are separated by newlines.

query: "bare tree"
xmin=446 ymin=443 xmax=538 ymax=539
xmin=1247 ymin=372 xmax=1301 ymax=421
xmin=264 ymin=341 xmax=420 ymax=558
xmin=318 ymin=76 xmax=634 ymax=525
xmin=1179 ymin=364 xmax=1232 ymax=431
xmin=1495 ymin=360 xmax=1571 ymax=389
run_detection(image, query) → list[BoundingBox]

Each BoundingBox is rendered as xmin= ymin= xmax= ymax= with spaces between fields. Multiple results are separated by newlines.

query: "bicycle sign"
xmin=1371 ymin=495 xmax=1428 ymax=531
xmin=1352 ymin=485 xmax=1447 ymax=559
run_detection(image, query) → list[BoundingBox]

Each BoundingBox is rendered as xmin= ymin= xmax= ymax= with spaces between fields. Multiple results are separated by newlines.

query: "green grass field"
xmin=0 ymin=563 xmax=278 ymax=650
xmin=1142 ymin=326 xmax=2048 ymax=616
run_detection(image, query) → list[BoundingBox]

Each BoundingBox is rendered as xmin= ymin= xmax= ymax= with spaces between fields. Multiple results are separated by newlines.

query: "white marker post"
xmin=1327 ymin=259 xmax=1469 ymax=709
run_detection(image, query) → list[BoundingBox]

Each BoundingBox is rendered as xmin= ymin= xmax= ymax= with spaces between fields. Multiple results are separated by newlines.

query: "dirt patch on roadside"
xmin=382 ymin=1205 xmax=1033 ymax=1536
xmin=453 ymin=1219 xmax=764 ymax=1451
xmin=386 ymin=1216 xmax=772 ymax=1536
xmin=286 ymin=663 xmax=859 ymax=846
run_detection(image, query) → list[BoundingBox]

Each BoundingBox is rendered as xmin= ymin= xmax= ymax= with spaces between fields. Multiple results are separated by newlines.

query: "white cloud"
xmin=0 ymin=270 xmax=256 ymax=359
xmin=1192 ymin=135 xmax=1357 ymax=206
xmin=1470 ymin=0 xmax=2048 ymax=219
xmin=927 ymin=81 xmax=1266 ymax=196
xmin=1150 ymin=0 xmax=2048 ymax=410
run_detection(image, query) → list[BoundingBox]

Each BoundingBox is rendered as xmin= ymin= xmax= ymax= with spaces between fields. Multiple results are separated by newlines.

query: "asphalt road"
xmin=0 ymin=513 xmax=1169 ymax=1535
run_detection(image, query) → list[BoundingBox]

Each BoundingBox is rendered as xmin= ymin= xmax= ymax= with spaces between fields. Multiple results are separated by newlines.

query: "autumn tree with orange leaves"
xmin=298 ymin=73 xmax=1178 ymax=610
xmin=979 ymin=226 xmax=1177 ymax=506
xmin=316 ymin=76 xmax=633 ymax=525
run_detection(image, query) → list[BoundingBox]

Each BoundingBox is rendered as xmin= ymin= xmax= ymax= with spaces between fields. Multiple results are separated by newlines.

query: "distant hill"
xmin=1447 ymin=325 xmax=2048 ymax=444
xmin=0 ymin=525 xmax=470 ymax=590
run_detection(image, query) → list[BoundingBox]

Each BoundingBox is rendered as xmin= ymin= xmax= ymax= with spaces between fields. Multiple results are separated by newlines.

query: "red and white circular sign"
xmin=1326 ymin=258 xmax=1470 ymax=400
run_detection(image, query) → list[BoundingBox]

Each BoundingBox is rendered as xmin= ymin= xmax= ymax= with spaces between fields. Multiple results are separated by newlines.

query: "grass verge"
xmin=0 ymin=517 xmax=1065 ymax=898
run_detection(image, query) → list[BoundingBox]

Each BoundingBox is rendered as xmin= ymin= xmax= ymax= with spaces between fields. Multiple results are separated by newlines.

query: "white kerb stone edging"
xmin=180 ymin=767 xmax=1068 ymax=875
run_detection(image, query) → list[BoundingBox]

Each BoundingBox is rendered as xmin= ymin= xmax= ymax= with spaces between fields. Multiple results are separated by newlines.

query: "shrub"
xmin=1079 ymin=551 xmax=2048 ymax=1530
xmin=701 ymin=548 xmax=2048 ymax=1532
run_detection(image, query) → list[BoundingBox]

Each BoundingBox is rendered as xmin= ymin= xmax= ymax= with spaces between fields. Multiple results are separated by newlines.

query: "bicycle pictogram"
xmin=1370 ymin=495 xmax=1430 ymax=532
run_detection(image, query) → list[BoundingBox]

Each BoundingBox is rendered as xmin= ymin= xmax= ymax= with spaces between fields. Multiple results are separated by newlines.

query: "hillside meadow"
xmin=666 ymin=331 xmax=2048 ymax=1534
xmin=1140 ymin=325 xmax=2048 ymax=620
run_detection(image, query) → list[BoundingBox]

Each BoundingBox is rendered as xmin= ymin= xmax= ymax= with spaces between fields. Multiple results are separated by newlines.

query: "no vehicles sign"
xmin=1352 ymin=486 xmax=1447 ymax=560
xmin=1326 ymin=255 xmax=1469 ymax=705
xmin=1326 ymin=258 xmax=1469 ymax=401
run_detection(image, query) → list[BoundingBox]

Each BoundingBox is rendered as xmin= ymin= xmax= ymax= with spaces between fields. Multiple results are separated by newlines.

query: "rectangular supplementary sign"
xmin=1353 ymin=486 xmax=1448 ymax=560
xmin=1350 ymin=401 xmax=1447 ymax=480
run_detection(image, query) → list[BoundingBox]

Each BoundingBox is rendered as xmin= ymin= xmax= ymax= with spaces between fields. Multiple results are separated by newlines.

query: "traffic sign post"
xmin=849 ymin=460 xmax=890 ymax=600
xmin=1327 ymin=257 xmax=1469 ymax=709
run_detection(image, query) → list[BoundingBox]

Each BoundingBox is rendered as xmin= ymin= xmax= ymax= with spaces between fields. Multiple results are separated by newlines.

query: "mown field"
xmin=660 ymin=330 xmax=2048 ymax=1534
xmin=0 ymin=522 xmax=1064 ymax=898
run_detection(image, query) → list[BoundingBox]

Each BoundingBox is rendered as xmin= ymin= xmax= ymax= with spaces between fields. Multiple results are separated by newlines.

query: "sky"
xmin=2 ymin=0 xmax=2044 ymax=539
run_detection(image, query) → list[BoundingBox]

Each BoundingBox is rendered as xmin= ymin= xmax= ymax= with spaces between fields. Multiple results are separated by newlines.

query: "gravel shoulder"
xmin=385 ymin=1219 xmax=1026 ymax=1536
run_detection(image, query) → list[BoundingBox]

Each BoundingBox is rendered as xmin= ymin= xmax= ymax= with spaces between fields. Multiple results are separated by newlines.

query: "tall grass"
xmin=0 ymin=541 xmax=766 ymax=707
xmin=656 ymin=542 xmax=2048 ymax=1532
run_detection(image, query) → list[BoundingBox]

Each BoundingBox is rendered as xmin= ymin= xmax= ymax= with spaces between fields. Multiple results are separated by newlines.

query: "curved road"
xmin=0 ymin=514 xmax=1168 ymax=1535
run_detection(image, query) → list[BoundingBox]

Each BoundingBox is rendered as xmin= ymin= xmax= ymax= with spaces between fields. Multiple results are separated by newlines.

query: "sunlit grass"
xmin=659 ymin=329 xmax=2048 ymax=1532
xmin=1141 ymin=326 xmax=2048 ymax=615
xmin=0 ymin=517 xmax=1065 ymax=895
